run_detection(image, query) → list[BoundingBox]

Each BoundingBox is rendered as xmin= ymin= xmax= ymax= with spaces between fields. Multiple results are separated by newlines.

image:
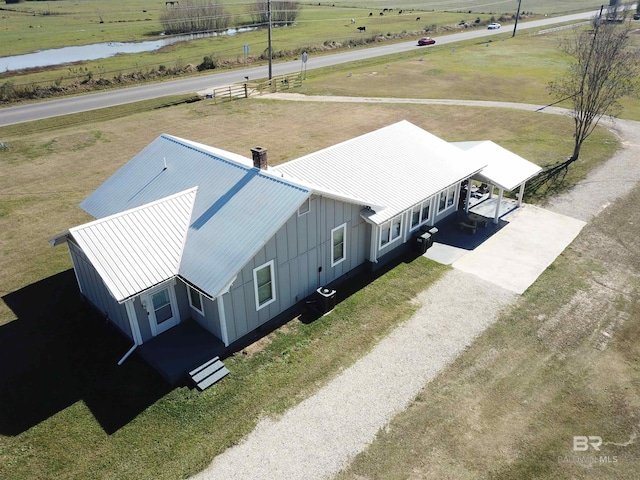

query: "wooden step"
xmin=195 ymin=365 xmax=230 ymax=391
xmin=188 ymin=356 xmax=230 ymax=391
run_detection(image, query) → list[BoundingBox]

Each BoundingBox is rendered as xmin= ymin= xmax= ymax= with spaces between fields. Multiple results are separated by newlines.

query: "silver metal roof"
xmin=272 ymin=120 xmax=487 ymax=224
xmin=453 ymin=141 xmax=542 ymax=191
xmin=76 ymin=135 xmax=310 ymax=300
xmin=70 ymin=188 xmax=197 ymax=302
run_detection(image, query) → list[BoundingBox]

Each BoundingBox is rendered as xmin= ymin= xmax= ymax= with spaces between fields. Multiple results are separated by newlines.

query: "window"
xmin=380 ymin=224 xmax=390 ymax=247
xmin=391 ymin=217 xmax=402 ymax=240
xmin=188 ymin=286 xmax=204 ymax=315
xmin=331 ymin=223 xmax=347 ymax=266
xmin=421 ymin=203 xmax=430 ymax=223
xmin=438 ymin=191 xmax=447 ymax=212
xmin=380 ymin=215 xmax=402 ymax=249
xmin=410 ymin=200 xmax=431 ymax=231
xmin=298 ymin=198 xmax=310 ymax=216
xmin=411 ymin=208 xmax=420 ymax=229
xmin=253 ymin=260 xmax=276 ymax=310
xmin=447 ymin=188 xmax=455 ymax=208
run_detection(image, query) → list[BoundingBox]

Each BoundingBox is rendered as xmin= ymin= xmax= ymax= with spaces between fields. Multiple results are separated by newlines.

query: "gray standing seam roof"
xmin=78 ymin=135 xmax=310 ymax=300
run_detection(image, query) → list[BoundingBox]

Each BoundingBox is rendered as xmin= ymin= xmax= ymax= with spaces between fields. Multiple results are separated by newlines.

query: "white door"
xmin=146 ymin=285 xmax=180 ymax=336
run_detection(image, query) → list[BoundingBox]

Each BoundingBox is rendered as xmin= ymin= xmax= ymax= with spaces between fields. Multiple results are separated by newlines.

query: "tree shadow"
xmin=0 ymin=270 xmax=171 ymax=436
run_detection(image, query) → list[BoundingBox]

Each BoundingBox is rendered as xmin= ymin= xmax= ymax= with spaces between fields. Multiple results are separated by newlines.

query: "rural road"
xmin=0 ymin=9 xmax=598 ymax=127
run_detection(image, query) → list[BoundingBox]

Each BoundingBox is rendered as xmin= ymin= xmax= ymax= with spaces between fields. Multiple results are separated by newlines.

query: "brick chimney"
xmin=251 ymin=146 xmax=268 ymax=170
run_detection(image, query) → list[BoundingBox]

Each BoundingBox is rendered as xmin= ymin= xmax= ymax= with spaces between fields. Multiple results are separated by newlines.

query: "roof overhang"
xmin=454 ymin=141 xmax=542 ymax=191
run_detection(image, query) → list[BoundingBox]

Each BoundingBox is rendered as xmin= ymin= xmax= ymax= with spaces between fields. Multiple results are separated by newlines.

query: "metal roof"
xmin=76 ymin=135 xmax=310 ymax=301
xmin=272 ymin=120 xmax=487 ymax=224
xmin=70 ymin=188 xmax=197 ymax=302
xmin=453 ymin=141 xmax=542 ymax=191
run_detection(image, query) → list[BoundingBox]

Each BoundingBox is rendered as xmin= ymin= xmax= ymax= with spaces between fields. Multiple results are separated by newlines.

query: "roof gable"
xmin=272 ymin=120 xmax=487 ymax=223
xmin=75 ymin=135 xmax=310 ymax=300
xmin=70 ymin=188 xmax=197 ymax=302
xmin=453 ymin=141 xmax=542 ymax=191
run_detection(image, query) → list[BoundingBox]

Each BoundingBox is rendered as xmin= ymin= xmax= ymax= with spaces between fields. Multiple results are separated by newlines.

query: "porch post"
xmin=217 ymin=295 xmax=230 ymax=346
xmin=465 ymin=179 xmax=471 ymax=214
xmin=494 ymin=187 xmax=504 ymax=224
xmin=518 ymin=183 xmax=525 ymax=207
xmin=488 ymin=184 xmax=494 ymax=199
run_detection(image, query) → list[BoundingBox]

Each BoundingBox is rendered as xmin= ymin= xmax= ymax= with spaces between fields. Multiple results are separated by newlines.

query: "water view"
xmin=0 ymin=28 xmax=254 ymax=72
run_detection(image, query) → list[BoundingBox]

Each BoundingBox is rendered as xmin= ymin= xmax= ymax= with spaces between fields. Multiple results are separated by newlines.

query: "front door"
xmin=147 ymin=284 xmax=180 ymax=336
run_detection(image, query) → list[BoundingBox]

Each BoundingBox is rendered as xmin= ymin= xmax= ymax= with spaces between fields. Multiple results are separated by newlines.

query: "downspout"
xmin=118 ymin=300 xmax=142 ymax=365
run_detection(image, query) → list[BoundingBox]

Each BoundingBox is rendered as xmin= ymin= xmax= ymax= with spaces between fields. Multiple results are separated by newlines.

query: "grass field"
xmin=0 ymin=5 xmax=638 ymax=479
xmin=0 ymin=0 xmax=603 ymax=94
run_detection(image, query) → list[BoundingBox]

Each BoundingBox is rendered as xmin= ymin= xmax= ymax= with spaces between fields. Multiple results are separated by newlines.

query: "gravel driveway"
xmin=192 ymin=96 xmax=640 ymax=480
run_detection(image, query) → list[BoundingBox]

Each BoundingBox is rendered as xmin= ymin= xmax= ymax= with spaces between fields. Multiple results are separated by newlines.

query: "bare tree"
xmin=249 ymin=1 xmax=300 ymax=27
xmin=529 ymin=7 xmax=639 ymax=191
xmin=160 ymin=0 xmax=229 ymax=35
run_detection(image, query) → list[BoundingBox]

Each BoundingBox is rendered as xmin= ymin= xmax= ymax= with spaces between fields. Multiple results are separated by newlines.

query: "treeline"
xmin=160 ymin=0 xmax=300 ymax=35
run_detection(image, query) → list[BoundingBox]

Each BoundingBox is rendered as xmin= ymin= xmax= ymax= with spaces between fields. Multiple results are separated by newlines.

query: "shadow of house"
xmin=0 ymin=270 xmax=170 ymax=436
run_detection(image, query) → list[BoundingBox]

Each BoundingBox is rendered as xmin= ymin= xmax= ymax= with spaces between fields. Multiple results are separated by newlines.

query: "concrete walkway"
xmin=192 ymin=96 xmax=640 ymax=480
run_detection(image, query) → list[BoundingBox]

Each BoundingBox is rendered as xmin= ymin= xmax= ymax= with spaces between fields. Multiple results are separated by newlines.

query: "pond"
xmin=0 ymin=28 xmax=255 ymax=72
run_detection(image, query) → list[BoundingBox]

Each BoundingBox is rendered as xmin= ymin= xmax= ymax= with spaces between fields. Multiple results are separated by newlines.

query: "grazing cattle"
xmin=398 ymin=10 xmax=403 ymax=14
xmin=165 ymin=1 xmax=179 ymax=6
xmin=369 ymin=12 xmax=373 ymax=16
xmin=380 ymin=12 xmax=384 ymax=16
xmin=383 ymin=8 xmax=388 ymax=12
xmin=416 ymin=17 xmax=421 ymax=21
xmin=351 ymin=18 xmax=355 ymax=24
xmin=357 ymin=26 xmax=366 ymax=32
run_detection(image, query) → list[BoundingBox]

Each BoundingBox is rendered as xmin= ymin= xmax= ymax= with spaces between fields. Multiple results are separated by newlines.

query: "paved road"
xmin=0 ymin=10 xmax=597 ymax=127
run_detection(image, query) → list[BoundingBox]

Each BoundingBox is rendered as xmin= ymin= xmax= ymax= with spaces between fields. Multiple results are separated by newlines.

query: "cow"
xmin=357 ymin=26 xmax=366 ymax=32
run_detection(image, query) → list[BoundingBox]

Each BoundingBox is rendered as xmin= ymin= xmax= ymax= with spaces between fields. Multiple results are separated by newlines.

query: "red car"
xmin=417 ymin=37 xmax=436 ymax=46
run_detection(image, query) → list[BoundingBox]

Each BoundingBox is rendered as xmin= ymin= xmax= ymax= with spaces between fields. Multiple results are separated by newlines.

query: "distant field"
xmin=0 ymin=0 xmax=601 ymax=92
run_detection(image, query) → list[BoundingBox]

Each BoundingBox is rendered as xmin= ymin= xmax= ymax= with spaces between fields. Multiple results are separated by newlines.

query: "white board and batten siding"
xmin=221 ymin=195 xmax=367 ymax=344
xmin=67 ymin=239 xmax=132 ymax=340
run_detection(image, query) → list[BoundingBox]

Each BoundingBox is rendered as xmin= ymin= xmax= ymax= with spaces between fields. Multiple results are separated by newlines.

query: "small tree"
xmin=530 ymin=8 xmax=639 ymax=191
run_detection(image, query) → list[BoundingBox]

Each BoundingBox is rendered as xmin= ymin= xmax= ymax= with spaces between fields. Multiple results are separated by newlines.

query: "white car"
xmin=488 ymin=23 xmax=501 ymax=29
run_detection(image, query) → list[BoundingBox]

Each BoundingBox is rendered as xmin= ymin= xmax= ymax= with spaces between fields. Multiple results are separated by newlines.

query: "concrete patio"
xmin=425 ymin=202 xmax=586 ymax=294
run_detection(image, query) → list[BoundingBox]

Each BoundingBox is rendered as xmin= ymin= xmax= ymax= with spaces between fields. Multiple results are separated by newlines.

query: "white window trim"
xmin=188 ymin=285 xmax=205 ymax=315
xmin=331 ymin=223 xmax=347 ymax=267
xmin=253 ymin=259 xmax=276 ymax=311
xmin=298 ymin=197 xmax=310 ymax=216
xmin=438 ymin=186 xmax=457 ymax=214
xmin=410 ymin=199 xmax=433 ymax=232
xmin=379 ymin=215 xmax=403 ymax=251
xmin=143 ymin=279 xmax=179 ymax=337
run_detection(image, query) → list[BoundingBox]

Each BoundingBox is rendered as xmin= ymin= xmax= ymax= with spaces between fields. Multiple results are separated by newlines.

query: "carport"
xmin=455 ymin=141 xmax=543 ymax=224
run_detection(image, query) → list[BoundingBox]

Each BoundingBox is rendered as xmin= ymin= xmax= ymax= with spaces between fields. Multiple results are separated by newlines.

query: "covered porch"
xmin=454 ymin=140 xmax=543 ymax=224
xmin=137 ymin=319 xmax=226 ymax=385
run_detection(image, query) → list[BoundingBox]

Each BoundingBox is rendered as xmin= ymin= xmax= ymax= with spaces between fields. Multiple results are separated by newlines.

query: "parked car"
xmin=488 ymin=22 xmax=501 ymax=29
xmin=417 ymin=37 xmax=436 ymax=46
xmin=634 ymin=13 xmax=640 ymax=20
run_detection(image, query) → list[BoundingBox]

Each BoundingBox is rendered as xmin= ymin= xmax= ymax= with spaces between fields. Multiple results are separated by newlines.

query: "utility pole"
xmin=512 ymin=0 xmax=522 ymax=37
xmin=267 ymin=0 xmax=273 ymax=81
